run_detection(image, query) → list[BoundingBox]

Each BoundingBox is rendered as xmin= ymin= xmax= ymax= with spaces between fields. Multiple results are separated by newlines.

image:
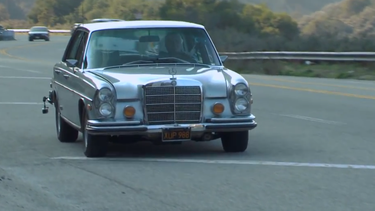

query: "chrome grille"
xmin=144 ymin=86 xmax=202 ymax=125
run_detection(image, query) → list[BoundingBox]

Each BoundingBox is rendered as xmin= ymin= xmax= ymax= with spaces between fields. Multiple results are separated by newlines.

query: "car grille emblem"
xmin=169 ymin=68 xmax=177 ymax=86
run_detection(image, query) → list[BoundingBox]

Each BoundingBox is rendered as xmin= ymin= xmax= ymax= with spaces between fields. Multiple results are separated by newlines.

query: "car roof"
xmin=80 ymin=20 xmax=205 ymax=32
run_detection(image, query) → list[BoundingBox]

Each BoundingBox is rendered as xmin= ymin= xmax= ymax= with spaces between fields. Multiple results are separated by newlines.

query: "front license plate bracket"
xmin=162 ymin=127 xmax=191 ymax=142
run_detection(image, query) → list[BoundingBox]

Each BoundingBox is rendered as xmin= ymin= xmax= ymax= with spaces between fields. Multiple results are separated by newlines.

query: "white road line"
xmin=279 ymin=114 xmax=345 ymax=125
xmin=50 ymin=157 xmax=375 ymax=170
xmin=0 ymin=76 xmax=50 ymax=79
xmin=0 ymin=102 xmax=43 ymax=105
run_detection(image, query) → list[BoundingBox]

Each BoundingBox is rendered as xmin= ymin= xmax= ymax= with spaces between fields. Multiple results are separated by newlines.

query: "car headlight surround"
xmin=94 ymin=87 xmax=116 ymax=118
xmin=230 ymin=83 xmax=252 ymax=114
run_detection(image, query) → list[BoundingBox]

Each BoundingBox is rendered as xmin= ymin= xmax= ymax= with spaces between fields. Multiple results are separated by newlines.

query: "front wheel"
xmin=82 ymin=109 xmax=109 ymax=158
xmin=220 ymin=131 xmax=249 ymax=152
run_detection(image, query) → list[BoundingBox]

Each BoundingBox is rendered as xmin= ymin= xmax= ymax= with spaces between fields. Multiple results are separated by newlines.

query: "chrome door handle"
xmin=54 ymin=69 xmax=61 ymax=74
xmin=63 ymin=74 xmax=70 ymax=79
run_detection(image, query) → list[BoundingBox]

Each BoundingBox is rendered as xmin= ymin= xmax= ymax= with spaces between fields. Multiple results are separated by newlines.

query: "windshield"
xmin=85 ymin=27 xmax=221 ymax=69
xmin=30 ymin=27 xmax=48 ymax=32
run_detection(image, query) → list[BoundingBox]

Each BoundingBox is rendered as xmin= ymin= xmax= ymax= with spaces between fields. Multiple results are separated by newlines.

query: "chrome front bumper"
xmin=86 ymin=114 xmax=257 ymax=136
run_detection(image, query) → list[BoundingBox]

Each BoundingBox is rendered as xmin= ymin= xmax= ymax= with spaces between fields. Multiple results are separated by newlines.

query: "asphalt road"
xmin=1 ymin=35 xmax=375 ymax=211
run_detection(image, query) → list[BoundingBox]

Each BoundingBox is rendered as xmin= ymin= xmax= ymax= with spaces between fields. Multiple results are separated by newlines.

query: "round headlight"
xmin=235 ymin=98 xmax=248 ymax=111
xmin=98 ymin=88 xmax=113 ymax=101
xmin=99 ymin=103 xmax=113 ymax=116
xmin=234 ymin=83 xmax=248 ymax=96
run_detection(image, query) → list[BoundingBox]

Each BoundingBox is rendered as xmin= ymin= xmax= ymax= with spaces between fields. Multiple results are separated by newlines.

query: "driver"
xmin=164 ymin=32 xmax=195 ymax=62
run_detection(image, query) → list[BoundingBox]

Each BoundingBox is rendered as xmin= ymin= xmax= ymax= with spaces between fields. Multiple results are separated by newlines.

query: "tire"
xmin=55 ymin=101 xmax=79 ymax=143
xmin=45 ymin=38 xmax=50 ymax=41
xmin=29 ymin=38 xmax=33 ymax=41
xmin=221 ymin=131 xmax=249 ymax=152
xmin=81 ymin=109 xmax=109 ymax=158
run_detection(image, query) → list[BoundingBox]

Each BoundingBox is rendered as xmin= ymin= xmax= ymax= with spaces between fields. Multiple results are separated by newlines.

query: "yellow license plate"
xmin=162 ymin=127 xmax=191 ymax=141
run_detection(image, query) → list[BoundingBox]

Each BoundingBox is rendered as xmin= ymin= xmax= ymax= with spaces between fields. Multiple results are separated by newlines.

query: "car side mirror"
xmin=220 ymin=55 xmax=228 ymax=63
xmin=66 ymin=59 xmax=78 ymax=67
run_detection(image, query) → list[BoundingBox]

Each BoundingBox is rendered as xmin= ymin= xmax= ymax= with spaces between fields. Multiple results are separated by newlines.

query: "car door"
xmin=67 ymin=30 xmax=90 ymax=125
xmin=56 ymin=30 xmax=86 ymax=123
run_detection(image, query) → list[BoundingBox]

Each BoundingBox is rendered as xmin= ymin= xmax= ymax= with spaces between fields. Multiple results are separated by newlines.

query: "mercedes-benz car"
xmin=28 ymin=26 xmax=50 ymax=41
xmin=42 ymin=20 xmax=257 ymax=157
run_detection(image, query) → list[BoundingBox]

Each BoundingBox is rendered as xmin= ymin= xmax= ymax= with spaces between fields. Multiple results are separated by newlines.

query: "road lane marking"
xmin=0 ymin=102 xmax=43 ymax=105
xmin=246 ymin=75 xmax=375 ymax=91
xmin=0 ymin=76 xmax=50 ymax=79
xmin=278 ymin=114 xmax=345 ymax=125
xmin=249 ymin=82 xmax=375 ymax=100
xmin=50 ymin=157 xmax=375 ymax=170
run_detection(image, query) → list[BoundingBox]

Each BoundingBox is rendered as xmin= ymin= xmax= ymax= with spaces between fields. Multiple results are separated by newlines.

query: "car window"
xmin=64 ymin=30 xmax=88 ymax=67
xmin=85 ymin=27 xmax=221 ymax=69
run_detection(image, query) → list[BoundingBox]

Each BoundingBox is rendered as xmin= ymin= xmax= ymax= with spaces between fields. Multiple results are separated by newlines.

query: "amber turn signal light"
xmin=212 ymin=103 xmax=224 ymax=114
xmin=123 ymin=106 xmax=136 ymax=118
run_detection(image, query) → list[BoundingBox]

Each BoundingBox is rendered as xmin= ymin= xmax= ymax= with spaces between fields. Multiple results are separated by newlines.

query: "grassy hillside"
xmin=299 ymin=0 xmax=375 ymax=39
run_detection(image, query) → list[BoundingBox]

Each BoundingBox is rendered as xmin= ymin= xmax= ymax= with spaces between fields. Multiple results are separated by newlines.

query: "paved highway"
xmin=1 ymin=35 xmax=375 ymax=211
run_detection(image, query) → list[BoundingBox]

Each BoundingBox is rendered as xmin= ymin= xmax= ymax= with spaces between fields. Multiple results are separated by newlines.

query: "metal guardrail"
xmin=10 ymin=29 xmax=70 ymax=33
xmin=8 ymin=29 xmax=375 ymax=61
xmin=219 ymin=51 xmax=375 ymax=61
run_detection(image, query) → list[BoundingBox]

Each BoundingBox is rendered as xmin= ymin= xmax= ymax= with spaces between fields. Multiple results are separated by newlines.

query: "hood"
xmin=89 ymin=65 xmax=228 ymax=99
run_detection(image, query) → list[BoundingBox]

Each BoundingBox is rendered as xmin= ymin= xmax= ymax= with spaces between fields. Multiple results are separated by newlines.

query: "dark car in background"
xmin=0 ymin=25 xmax=15 ymax=41
xmin=28 ymin=26 xmax=50 ymax=41
xmin=0 ymin=25 xmax=4 ymax=39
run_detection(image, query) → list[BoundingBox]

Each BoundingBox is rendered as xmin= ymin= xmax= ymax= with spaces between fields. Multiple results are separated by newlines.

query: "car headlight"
xmin=234 ymin=83 xmax=249 ymax=96
xmin=99 ymin=102 xmax=114 ymax=116
xmin=98 ymin=88 xmax=113 ymax=101
xmin=235 ymin=98 xmax=248 ymax=111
